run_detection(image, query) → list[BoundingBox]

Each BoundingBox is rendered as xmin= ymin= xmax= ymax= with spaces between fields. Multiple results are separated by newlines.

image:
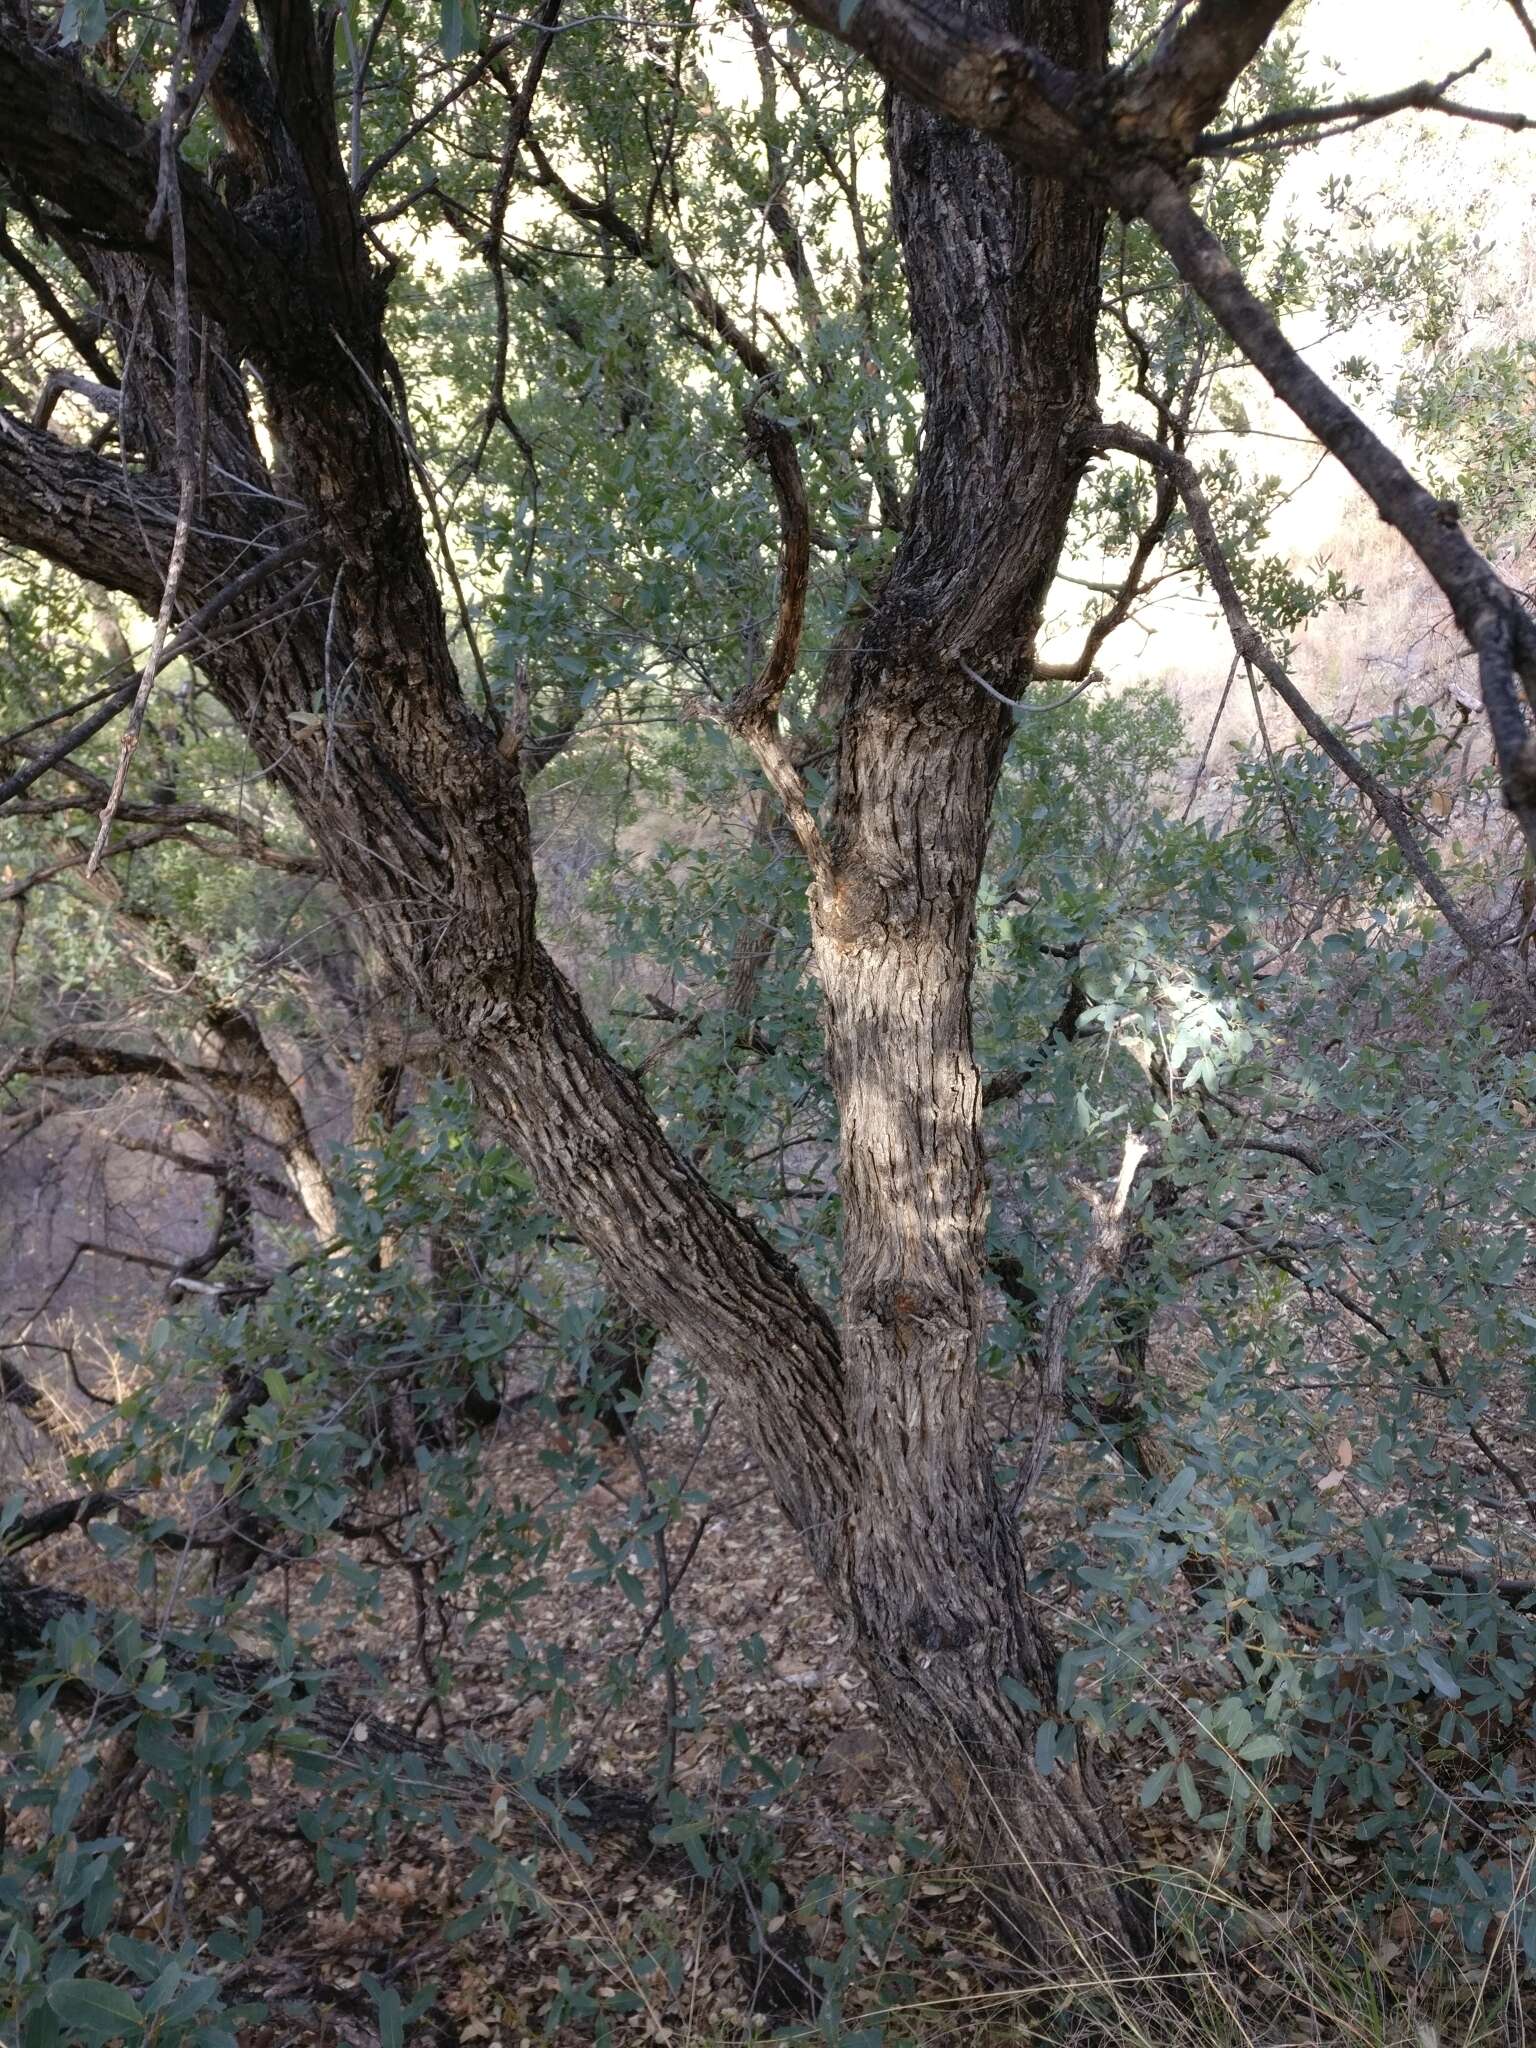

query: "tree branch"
xmin=1116 ymin=167 xmax=1536 ymax=854
xmin=776 ymin=0 xmax=1084 ymax=172
xmin=1033 ymin=467 xmax=1179 ymax=683
xmin=0 ymin=528 xmax=315 ymax=809
xmin=1011 ymin=1128 xmax=1149 ymax=1502
xmin=1082 ymin=419 xmax=1525 ymax=997
xmin=0 ymin=9 xmax=307 ymax=360
xmin=2 ymin=788 xmax=321 ymax=878
xmin=1506 ymin=0 xmax=1536 ymax=60
xmin=0 ymin=219 xmax=118 ymax=386
xmin=0 ymin=1035 xmax=219 ymax=1092
xmin=727 ymin=408 xmax=826 ymax=874
xmin=522 ymin=133 xmax=777 ymax=383
xmin=982 ymin=964 xmax=1089 ymax=1107
xmin=0 ymin=409 xmax=210 ymax=613
xmin=1116 ymin=0 xmax=1299 ymax=151
xmin=1199 ymin=52 xmax=1534 ymax=154
xmin=253 ymin=0 xmax=375 ymax=336
xmin=0 ymin=1356 xmax=82 ymax=1446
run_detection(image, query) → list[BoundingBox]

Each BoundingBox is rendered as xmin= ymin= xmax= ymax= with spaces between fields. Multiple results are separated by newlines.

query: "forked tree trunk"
xmin=0 ymin=0 xmax=1146 ymax=1964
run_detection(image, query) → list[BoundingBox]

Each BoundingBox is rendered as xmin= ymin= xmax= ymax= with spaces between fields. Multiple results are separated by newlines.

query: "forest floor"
xmin=10 ymin=1344 xmax=1533 ymax=2048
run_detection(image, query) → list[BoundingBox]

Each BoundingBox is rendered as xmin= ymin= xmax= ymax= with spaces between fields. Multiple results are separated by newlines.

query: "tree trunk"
xmin=799 ymin=0 xmax=1147 ymax=1958
xmin=194 ymin=999 xmax=338 ymax=1240
xmin=0 ymin=0 xmax=1146 ymax=1964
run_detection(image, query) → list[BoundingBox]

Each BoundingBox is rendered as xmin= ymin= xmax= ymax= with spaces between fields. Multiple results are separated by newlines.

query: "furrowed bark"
xmin=771 ymin=0 xmax=1084 ymax=170
xmin=773 ymin=0 xmax=1536 ymax=846
xmin=0 ymin=8 xmax=310 ymax=361
xmin=799 ymin=0 xmax=1148 ymax=1961
xmin=0 ymin=0 xmax=1146 ymax=1965
xmin=1114 ymin=0 xmax=1298 ymax=152
xmin=0 ymin=391 xmax=856 ymax=1566
xmin=0 ymin=0 xmax=858 ymax=1558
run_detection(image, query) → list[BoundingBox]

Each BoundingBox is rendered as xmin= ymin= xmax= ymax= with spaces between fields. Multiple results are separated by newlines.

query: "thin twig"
xmin=1181 ymin=650 xmax=1239 ymax=820
xmin=725 ymin=401 xmax=825 ymax=874
xmin=1081 ymin=420 xmax=1524 ymax=1000
xmin=1199 ymin=52 xmax=1535 ymax=154
xmin=91 ymin=0 xmax=202 ymax=873
xmin=0 ymin=538 xmax=314 ymax=811
xmin=957 ymin=660 xmax=1101 ymax=716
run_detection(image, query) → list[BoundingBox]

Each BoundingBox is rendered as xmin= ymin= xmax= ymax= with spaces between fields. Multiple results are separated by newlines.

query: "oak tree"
xmin=4 ymin=0 xmax=1536 ymax=1969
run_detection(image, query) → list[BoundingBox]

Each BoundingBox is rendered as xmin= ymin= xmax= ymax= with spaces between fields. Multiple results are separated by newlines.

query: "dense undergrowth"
xmin=4 ymin=678 xmax=1536 ymax=2043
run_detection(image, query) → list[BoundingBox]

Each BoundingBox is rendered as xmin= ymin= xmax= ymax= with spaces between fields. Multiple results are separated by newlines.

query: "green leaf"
xmin=835 ymin=0 xmax=860 ymax=25
xmin=1153 ymin=1466 xmax=1197 ymax=1519
xmin=1239 ymin=1733 xmax=1286 ymax=1762
xmin=262 ymin=1369 xmax=291 ymax=1410
xmin=363 ymin=1975 xmax=404 ymax=2048
xmin=1176 ymin=1761 xmax=1202 ymax=1821
xmin=438 ymin=0 xmax=475 ymax=59
xmin=57 ymin=0 xmax=107 ymax=44
xmin=1139 ymin=1761 xmax=1175 ymax=1808
xmin=1417 ymin=1650 xmax=1461 ymax=1700
xmin=45 ymin=1978 xmax=143 ymax=2043
xmin=21 ymin=2001 xmax=63 ymax=2048
xmin=999 ymin=1673 xmax=1042 ymax=1715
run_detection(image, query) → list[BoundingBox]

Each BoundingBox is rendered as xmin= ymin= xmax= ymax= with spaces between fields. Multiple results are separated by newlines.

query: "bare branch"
xmin=0 ymin=825 xmax=193 ymax=900
xmin=2 ymin=1493 xmax=153 ymax=1557
xmin=2 ymin=789 xmax=322 ymax=878
xmin=1012 ymin=1128 xmax=1149 ymax=1502
xmin=726 ymin=407 xmax=826 ymax=875
xmin=87 ymin=478 xmax=197 ymax=872
xmin=1241 ymin=1135 xmax=1323 ymax=1175
xmin=0 ymin=1035 xmax=214 ymax=1091
xmin=1118 ymin=165 xmax=1536 ymax=854
xmin=0 ymin=533 xmax=314 ymax=811
xmin=30 ymin=368 xmax=120 ymax=434
xmin=0 ymin=1356 xmax=83 ymax=1447
xmin=464 ymin=0 xmax=561 ymax=512
xmin=523 ymin=134 xmax=778 ymax=383
xmin=87 ymin=0 xmax=208 ymax=871
xmin=1083 ymin=419 xmax=1526 ymax=1000
xmin=1035 ymin=472 xmax=1179 ymax=684
xmin=103 ymin=1130 xmax=291 ymax=1203
xmin=1118 ymin=0 xmax=1297 ymax=150
xmin=0 ymin=218 xmax=118 ymax=386
xmin=1507 ymin=0 xmax=1536 ymax=60
xmin=1199 ymin=51 xmax=1535 ymax=154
